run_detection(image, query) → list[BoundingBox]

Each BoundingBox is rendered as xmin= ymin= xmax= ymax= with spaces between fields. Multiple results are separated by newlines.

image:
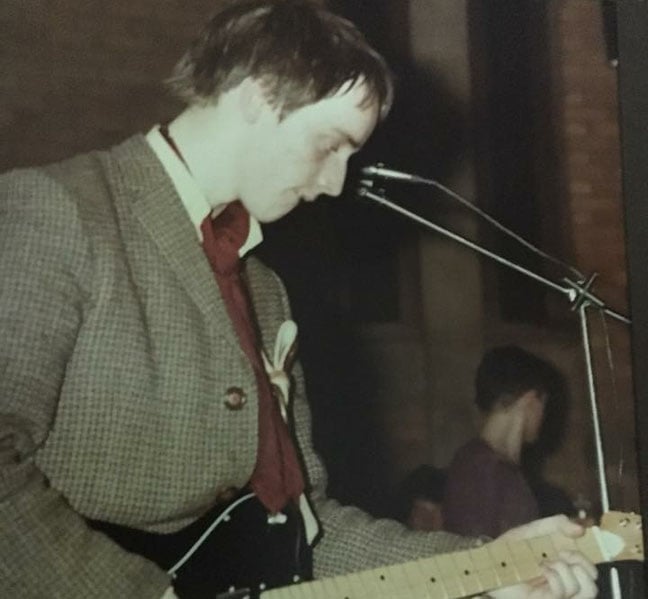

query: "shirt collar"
xmin=145 ymin=125 xmax=263 ymax=257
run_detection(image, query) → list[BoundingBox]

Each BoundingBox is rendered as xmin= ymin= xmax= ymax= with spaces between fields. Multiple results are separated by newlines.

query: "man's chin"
xmin=255 ymin=206 xmax=297 ymax=224
xmin=243 ymin=194 xmax=302 ymax=223
xmin=272 ymin=202 xmax=303 ymax=222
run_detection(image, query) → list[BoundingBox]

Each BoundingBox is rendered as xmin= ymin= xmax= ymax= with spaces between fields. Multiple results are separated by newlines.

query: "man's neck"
xmin=168 ymin=101 xmax=243 ymax=211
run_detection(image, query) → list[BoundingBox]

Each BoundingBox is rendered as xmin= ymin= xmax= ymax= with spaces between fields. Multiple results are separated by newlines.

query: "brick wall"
xmin=555 ymin=0 xmax=627 ymax=310
xmin=550 ymin=0 xmax=637 ymax=511
xmin=0 ymin=0 xmax=219 ymax=171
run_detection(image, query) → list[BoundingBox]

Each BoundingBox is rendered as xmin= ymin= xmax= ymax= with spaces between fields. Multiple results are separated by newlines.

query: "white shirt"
xmin=145 ymin=126 xmax=263 ymax=256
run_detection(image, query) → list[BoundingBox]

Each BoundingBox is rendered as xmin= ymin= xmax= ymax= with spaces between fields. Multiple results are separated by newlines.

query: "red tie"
xmin=201 ymin=202 xmax=304 ymax=513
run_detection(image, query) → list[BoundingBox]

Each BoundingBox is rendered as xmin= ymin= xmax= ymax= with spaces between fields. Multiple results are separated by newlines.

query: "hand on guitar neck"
xmin=260 ymin=510 xmax=642 ymax=599
xmin=489 ymin=515 xmax=598 ymax=599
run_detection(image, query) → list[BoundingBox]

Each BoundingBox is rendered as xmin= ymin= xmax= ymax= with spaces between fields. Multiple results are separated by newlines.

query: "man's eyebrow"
xmin=333 ymin=128 xmax=362 ymax=149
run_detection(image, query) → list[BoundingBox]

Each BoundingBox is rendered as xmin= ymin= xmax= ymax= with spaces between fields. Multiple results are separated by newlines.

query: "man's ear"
xmin=239 ymin=77 xmax=272 ymax=124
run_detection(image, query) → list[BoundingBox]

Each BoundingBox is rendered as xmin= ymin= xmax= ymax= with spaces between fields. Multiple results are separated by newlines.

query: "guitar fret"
xmin=294 ymin=583 xmax=311 ymax=599
xmin=468 ymin=545 xmax=500 ymax=592
xmin=507 ymin=539 xmax=543 ymax=581
xmin=434 ymin=553 xmax=467 ymax=597
xmin=358 ymin=562 xmax=419 ymax=597
xmin=378 ymin=562 xmax=416 ymax=599
xmin=450 ymin=549 xmax=483 ymax=596
xmin=551 ymin=531 xmax=579 ymax=553
xmin=526 ymin=534 xmax=560 ymax=564
xmin=485 ymin=540 xmax=521 ymax=587
xmin=264 ymin=581 xmax=302 ymax=599
xmin=347 ymin=571 xmax=373 ymax=599
xmin=303 ymin=577 xmax=324 ymax=599
xmin=357 ymin=568 xmax=389 ymax=597
xmin=402 ymin=558 xmax=446 ymax=599
xmin=576 ymin=529 xmax=607 ymax=563
xmin=290 ymin=580 xmax=315 ymax=599
xmin=319 ymin=576 xmax=343 ymax=598
xmin=302 ymin=578 xmax=326 ymax=599
xmin=413 ymin=555 xmax=451 ymax=598
xmin=284 ymin=582 xmax=307 ymax=599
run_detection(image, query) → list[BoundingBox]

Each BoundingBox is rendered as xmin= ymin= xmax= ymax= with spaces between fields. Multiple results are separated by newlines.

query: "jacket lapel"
xmin=109 ymin=135 xmax=244 ymax=357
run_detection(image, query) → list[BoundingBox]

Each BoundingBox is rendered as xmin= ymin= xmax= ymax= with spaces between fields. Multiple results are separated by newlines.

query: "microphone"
xmin=360 ymin=164 xmax=422 ymax=183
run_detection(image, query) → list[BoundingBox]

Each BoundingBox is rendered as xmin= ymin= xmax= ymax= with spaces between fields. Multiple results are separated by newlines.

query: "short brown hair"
xmin=475 ymin=346 xmax=555 ymax=412
xmin=167 ymin=0 xmax=393 ymax=120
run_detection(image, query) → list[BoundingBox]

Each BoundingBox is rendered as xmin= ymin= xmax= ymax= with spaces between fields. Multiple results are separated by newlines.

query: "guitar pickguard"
xmin=89 ymin=491 xmax=312 ymax=599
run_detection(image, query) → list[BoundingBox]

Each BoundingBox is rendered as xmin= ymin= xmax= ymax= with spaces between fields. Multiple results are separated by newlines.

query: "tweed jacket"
xmin=0 ymin=135 xmax=474 ymax=598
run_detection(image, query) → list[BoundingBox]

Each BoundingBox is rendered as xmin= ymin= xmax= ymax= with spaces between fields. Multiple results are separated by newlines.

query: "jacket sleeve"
xmin=268 ymin=272 xmax=481 ymax=579
xmin=291 ymin=366 xmax=481 ymax=578
xmin=0 ymin=170 xmax=170 ymax=599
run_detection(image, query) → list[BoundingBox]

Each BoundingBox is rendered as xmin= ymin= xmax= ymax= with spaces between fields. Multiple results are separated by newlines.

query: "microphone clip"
xmin=360 ymin=162 xmax=424 ymax=183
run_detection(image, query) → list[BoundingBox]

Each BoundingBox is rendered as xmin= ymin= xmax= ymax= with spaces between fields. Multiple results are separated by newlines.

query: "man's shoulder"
xmin=0 ymin=159 xmax=81 ymax=217
xmin=448 ymin=438 xmax=507 ymax=478
xmin=453 ymin=437 xmax=494 ymax=461
xmin=0 ymin=134 xmax=157 ymax=232
xmin=246 ymin=256 xmax=285 ymax=291
xmin=1 ymin=135 xmax=146 ymax=196
xmin=43 ymin=134 xmax=151 ymax=185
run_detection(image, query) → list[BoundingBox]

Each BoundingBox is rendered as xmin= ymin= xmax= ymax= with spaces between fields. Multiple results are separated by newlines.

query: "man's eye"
xmin=319 ymin=142 xmax=339 ymax=155
xmin=315 ymin=141 xmax=342 ymax=160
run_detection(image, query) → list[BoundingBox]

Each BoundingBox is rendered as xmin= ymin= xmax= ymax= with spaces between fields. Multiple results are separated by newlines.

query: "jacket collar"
xmin=107 ymin=135 xmax=245 ymax=357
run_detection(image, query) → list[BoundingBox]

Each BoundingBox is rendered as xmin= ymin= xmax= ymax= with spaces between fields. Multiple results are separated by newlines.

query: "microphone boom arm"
xmin=356 ymin=183 xmax=629 ymax=324
xmin=356 ymin=178 xmax=629 ymax=599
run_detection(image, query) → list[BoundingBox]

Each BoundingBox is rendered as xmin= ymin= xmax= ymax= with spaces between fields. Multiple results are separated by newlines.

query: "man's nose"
xmin=317 ymin=155 xmax=348 ymax=198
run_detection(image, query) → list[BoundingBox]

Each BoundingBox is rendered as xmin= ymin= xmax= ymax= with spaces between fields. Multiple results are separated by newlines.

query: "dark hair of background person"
xmin=393 ymin=464 xmax=447 ymax=524
xmin=476 ymin=345 xmax=558 ymax=412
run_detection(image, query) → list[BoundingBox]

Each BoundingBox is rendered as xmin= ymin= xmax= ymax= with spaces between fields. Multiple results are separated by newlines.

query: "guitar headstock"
xmin=599 ymin=511 xmax=644 ymax=562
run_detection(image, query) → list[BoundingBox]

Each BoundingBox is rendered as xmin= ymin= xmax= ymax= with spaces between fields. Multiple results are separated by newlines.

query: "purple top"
xmin=443 ymin=438 xmax=539 ymax=538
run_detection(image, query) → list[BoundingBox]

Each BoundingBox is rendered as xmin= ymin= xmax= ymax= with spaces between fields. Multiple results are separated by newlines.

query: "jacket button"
xmin=224 ymin=386 xmax=247 ymax=411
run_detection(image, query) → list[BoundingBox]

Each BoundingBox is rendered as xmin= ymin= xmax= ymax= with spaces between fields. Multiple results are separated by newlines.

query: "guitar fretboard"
xmin=263 ymin=527 xmax=605 ymax=599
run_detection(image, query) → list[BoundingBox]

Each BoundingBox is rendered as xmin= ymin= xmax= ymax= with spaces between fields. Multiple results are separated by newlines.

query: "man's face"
xmin=239 ymin=80 xmax=379 ymax=223
xmin=407 ymin=498 xmax=444 ymax=532
xmin=523 ymin=390 xmax=547 ymax=443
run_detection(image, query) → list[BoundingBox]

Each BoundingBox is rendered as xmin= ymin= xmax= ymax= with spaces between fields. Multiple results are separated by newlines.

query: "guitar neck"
xmin=263 ymin=523 xmax=632 ymax=599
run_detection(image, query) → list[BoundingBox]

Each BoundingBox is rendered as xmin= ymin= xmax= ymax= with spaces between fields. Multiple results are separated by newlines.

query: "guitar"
xmin=92 ymin=499 xmax=642 ymax=599
xmin=262 ymin=511 xmax=643 ymax=599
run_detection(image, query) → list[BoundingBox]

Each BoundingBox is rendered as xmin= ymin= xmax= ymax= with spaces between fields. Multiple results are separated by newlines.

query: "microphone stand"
xmin=357 ymin=180 xmax=630 ymax=598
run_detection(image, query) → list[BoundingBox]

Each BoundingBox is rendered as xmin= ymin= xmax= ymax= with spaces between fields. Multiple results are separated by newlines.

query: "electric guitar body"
xmin=89 ymin=492 xmax=312 ymax=599
xmin=91 ymin=497 xmax=643 ymax=599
